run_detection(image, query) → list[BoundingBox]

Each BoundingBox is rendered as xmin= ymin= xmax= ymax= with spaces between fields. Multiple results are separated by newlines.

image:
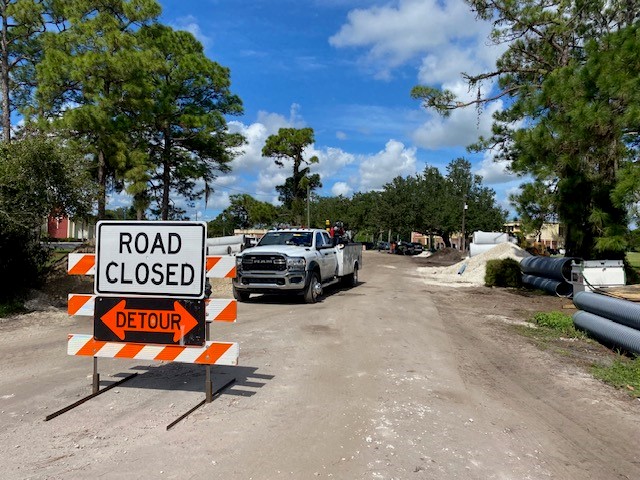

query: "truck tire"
xmin=343 ymin=264 xmax=358 ymax=288
xmin=233 ymin=284 xmax=250 ymax=302
xmin=304 ymin=272 xmax=322 ymax=303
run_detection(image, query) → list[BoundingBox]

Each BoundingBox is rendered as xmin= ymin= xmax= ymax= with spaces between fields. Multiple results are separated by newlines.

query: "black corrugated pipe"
xmin=520 ymin=256 xmax=581 ymax=282
xmin=522 ymin=274 xmax=573 ymax=297
xmin=574 ymin=291 xmax=640 ymax=331
xmin=573 ymin=310 xmax=640 ymax=355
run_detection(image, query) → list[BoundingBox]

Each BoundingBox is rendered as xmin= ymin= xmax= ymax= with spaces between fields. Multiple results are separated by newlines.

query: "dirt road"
xmin=1 ymin=251 xmax=639 ymax=479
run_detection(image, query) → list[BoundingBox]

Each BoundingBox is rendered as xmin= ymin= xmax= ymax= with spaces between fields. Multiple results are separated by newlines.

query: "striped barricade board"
xmin=68 ymin=294 xmax=237 ymax=323
xmin=67 ymin=334 xmax=238 ymax=365
xmin=68 ymin=253 xmax=236 ymax=278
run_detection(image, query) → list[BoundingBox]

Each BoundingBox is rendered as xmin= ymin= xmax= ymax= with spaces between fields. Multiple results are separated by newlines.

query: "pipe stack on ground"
xmin=469 ymin=231 xmax=514 ymax=257
xmin=520 ymin=256 xmax=578 ymax=297
xmin=573 ymin=291 xmax=640 ymax=354
xmin=206 ymin=234 xmax=246 ymax=255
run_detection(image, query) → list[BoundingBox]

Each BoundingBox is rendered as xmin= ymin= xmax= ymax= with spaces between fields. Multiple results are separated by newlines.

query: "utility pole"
xmin=306 ymin=184 xmax=310 ymax=227
xmin=461 ymin=196 xmax=468 ymax=253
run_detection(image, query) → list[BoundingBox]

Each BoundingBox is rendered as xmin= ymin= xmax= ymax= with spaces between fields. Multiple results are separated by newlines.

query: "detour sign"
xmin=94 ymin=297 xmax=206 ymax=346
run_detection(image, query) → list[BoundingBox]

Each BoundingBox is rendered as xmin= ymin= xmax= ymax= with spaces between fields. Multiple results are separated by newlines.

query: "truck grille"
xmin=242 ymin=254 xmax=287 ymax=271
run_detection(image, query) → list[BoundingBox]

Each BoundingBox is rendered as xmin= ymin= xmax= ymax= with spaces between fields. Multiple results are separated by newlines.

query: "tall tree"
xmin=411 ymin=0 xmax=639 ymax=258
xmin=0 ymin=0 xmax=55 ymax=142
xmin=138 ymin=25 xmax=244 ymax=220
xmin=421 ymin=158 xmax=505 ymax=247
xmin=36 ymin=0 xmax=161 ymax=219
xmin=262 ymin=127 xmax=320 ymax=224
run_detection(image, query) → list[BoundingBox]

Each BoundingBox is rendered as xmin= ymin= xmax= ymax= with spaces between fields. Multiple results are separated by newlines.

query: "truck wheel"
xmin=304 ymin=272 xmax=322 ymax=303
xmin=233 ymin=285 xmax=250 ymax=302
xmin=344 ymin=264 xmax=358 ymax=288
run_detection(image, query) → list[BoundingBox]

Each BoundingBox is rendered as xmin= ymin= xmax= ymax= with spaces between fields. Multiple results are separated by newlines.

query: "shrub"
xmin=485 ymin=258 xmax=522 ymax=287
xmin=0 ymin=221 xmax=51 ymax=303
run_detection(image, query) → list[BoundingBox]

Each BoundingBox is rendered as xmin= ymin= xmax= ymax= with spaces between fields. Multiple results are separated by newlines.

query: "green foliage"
xmin=378 ymin=158 xmax=506 ymax=245
xmin=0 ymin=134 xmax=95 ymax=228
xmin=138 ymin=24 xmax=244 ymax=220
xmin=530 ymin=311 xmax=584 ymax=338
xmin=592 ymin=357 xmax=640 ymax=397
xmin=0 ymin=134 xmax=94 ymax=301
xmin=0 ymin=298 xmax=27 ymax=317
xmin=35 ymin=0 xmax=162 ymax=218
xmin=207 ymin=194 xmax=279 ymax=236
xmin=412 ymin=0 xmax=639 ymax=260
xmin=484 ymin=258 xmax=522 ymax=288
xmin=262 ymin=128 xmax=320 ymax=224
xmin=510 ymin=181 xmax=556 ymax=240
xmin=0 ymin=0 xmax=55 ymax=141
xmin=0 ymin=219 xmax=51 ymax=302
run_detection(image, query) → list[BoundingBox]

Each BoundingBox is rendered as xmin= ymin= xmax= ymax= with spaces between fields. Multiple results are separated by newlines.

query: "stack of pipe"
xmin=206 ymin=234 xmax=246 ymax=255
xmin=521 ymin=256 xmax=578 ymax=297
xmin=469 ymin=231 xmax=514 ymax=257
xmin=573 ymin=291 xmax=640 ymax=354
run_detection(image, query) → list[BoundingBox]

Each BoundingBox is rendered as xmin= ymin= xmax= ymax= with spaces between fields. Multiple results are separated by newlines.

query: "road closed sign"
xmin=95 ymin=221 xmax=206 ymax=298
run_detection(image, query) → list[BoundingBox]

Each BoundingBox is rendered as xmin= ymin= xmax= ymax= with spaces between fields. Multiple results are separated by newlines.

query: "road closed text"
xmin=105 ymin=233 xmax=195 ymax=286
xmin=95 ymin=222 xmax=206 ymax=297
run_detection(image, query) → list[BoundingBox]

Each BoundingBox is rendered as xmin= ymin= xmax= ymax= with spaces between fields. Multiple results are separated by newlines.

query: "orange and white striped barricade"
xmin=68 ymin=294 xmax=237 ymax=323
xmin=68 ymin=253 xmax=237 ymax=278
xmin=54 ymin=223 xmax=240 ymax=425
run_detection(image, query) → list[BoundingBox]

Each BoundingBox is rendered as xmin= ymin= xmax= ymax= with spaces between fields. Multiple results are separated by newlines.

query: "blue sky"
xmin=116 ymin=0 xmax=525 ymax=221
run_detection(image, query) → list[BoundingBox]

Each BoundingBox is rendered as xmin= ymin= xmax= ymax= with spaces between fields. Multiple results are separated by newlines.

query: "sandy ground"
xmin=0 ymin=251 xmax=639 ymax=479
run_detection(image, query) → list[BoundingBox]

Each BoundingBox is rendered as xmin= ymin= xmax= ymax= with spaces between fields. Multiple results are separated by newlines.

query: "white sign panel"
xmin=95 ymin=221 xmax=206 ymax=298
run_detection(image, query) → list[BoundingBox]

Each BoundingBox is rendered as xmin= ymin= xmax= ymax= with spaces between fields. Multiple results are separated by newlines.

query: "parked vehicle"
xmin=377 ymin=241 xmax=390 ymax=251
xmin=233 ymin=228 xmax=362 ymax=303
xmin=395 ymin=241 xmax=416 ymax=255
xmin=411 ymin=242 xmax=424 ymax=255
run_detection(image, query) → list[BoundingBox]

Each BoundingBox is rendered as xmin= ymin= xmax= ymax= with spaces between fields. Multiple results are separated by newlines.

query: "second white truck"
xmin=232 ymin=228 xmax=362 ymax=303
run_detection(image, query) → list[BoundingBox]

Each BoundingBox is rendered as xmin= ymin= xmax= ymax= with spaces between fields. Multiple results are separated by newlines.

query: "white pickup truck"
xmin=232 ymin=228 xmax=362 ymax=303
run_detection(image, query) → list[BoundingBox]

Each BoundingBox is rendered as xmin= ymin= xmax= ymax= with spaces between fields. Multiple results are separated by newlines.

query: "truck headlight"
xmin=235 ymin=256 xmax=243 ymax=271
xmin=287 ymin=257 xmax=306 ymax=270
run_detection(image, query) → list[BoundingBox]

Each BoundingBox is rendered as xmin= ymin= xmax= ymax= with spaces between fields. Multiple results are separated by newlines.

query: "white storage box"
xmin=571 ymin=260 xmax=626 ymax=293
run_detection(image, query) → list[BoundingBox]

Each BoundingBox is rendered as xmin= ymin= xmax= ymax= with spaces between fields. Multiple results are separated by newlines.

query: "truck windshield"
xmin=258 ymin=232 xmax=313 ymax=247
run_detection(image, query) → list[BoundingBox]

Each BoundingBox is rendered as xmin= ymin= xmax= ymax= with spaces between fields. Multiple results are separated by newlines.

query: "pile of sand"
xmin=417 ymin=242 xmax=531 ymax=287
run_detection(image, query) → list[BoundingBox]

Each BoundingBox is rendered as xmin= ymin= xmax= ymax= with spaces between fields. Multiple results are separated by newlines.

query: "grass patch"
xmin=0 ymin=299 xmax=27 ymax=317
xmin=530 ymin=311 xmax=586 ymax=339
xmin=592 ymin=357 xmax=640 ymax=397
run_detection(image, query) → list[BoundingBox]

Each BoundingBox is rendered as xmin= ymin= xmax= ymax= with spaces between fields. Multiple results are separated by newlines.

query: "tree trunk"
xmin=442 ymin=232 xmax=451 ymax=248
xmin=0 ymin=1 xmax=11 ymax=142
xmin=97 ymin=149 xmax=107 ymax=220
xmin=161 ymin=127 xmax=171 ymax=220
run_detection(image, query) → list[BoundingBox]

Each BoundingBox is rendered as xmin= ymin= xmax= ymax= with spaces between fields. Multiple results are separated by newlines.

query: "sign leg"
xmin=92 ymin=357 xmax=100 ymax=394
xmin=205 ymin=365 xmax=212 ymax=403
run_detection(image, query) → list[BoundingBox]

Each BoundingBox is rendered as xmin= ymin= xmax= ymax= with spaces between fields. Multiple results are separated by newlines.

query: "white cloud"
xmin=330 ymin=0 xmax=493 ymax=80
xmin=357 ymin=139 xmax=418 ymax=191
xmin=308 ymin=146 xmax=356 ymax=179
xmin=172 ymin=15 xmax=211 ymax=47
xmin=336 ymin=131 xmax=347 ymax=140
xmin=411 ymin=98 xmax=502 ymax=149
xmin=474 ymin=149 xmax=516 ymax=185
xmin=332 ymin=182 xmax=353 ymax=197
